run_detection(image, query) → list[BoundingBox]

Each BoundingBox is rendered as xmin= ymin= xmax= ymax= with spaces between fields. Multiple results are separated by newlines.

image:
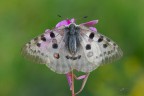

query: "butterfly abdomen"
xmin=67 ymin=35 xmax=81 ymax=55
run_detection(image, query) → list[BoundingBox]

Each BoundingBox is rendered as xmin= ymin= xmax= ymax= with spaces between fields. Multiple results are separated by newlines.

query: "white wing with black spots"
xmin=73 ymin=26 xmax=123 ymax=73
xmin=94 ymin=33 xmax=123 ymax=64
xmin=22 ymin=28 xmax=73 ymax=74
xmin=22 ymin=22 xmax=123 ymax=74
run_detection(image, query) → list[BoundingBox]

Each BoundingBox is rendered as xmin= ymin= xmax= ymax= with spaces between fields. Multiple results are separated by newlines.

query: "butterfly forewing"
xmin=22 ymin=29 xmax=73 ymax=74
xmin=95 ymin=33 xmax=123 ymax=64
xmin=74 ymin=26 xmax=123 ymax=72
xmin=22 ymin=32 xmax=51 ymax=64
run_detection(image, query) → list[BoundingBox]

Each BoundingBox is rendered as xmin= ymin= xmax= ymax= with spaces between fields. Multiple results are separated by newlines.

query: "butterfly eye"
xmin=75 ymin=27 xmax=80 ymax=30
xmin=69 ymin=23 xmax=75 ymax=29
xmin=75 ymin=27 xmax=80 ymax=33
xmin=64 ymin=27 xmax=69 ymax=32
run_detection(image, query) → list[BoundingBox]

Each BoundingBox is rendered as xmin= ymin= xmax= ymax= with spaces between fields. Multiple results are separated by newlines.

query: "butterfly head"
xmin=67 ymin=23 xmax=80 ymax=35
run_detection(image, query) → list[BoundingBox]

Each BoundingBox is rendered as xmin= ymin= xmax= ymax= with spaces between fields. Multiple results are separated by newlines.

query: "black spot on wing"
xmin=65 ymin=55 xmax=81 ymax=60
xmin=98 ymin=35 xmax=103 ymax=42
xmin=66 ymin=56 xmax=69 ymax=59
xmin=113 ymin=43 xmax=117 ymax=46
xmin=103 ymin=44 xmax=108 ymax=48
xmin=89 ymin=32 xmax=95 ymax=39
xmin=106 ymin=38 xmax=111 ymax=42
xmin=37 ymin=43 xmax=41 ymax=47
xmin=52 ymin=43 xmax=58 ymax=49
xmin=41 ymin=35 xmax=46 ymax=41
xmin=108 ymin=51 xmax=111 ymax=55
xmin=78 ymin=55 xmax=81 ymax=59
xmin=104 ymin=51 xmax=107 ymax=55
xmin=50 ymin=32 xmax=55 ymax=38
xmin=34 ymin=37 xmax=38 ymax=41
xmin=72 ymin=57 xmax=77 ymax=60
xmin=85 ymin=44 xmax=91 ymax=50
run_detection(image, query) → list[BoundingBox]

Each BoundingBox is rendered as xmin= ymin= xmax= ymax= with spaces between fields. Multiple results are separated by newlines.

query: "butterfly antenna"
xmin=57 ymin=14 xmax=68 ymax=20
xmin=75 ymin=16 xmax=89 ymax=22
xmin=57 ymin=14 xmax=62 ymax=18
xmin=83 ymin=16 xmax=88 ymax=19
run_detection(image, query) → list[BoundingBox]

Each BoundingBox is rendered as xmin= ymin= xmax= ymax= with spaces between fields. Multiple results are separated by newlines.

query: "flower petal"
xmin=89 ymin=27 xmax=97 ymax=32
xmin=56 ymin=20 xmax=69 ymax=27
xmin=80 ymin=20 xmax=98 ymax=27
xmin=75 ymin=75 xmax=87 ymax=80
xmin=70 ymin=18 xmax=75 ymax=23
xmin=75 ymin=73 xmax=90 ymax=95
xmin=56 ymin=18 xmax=75 ymax=27
xmin=66 ymin=73 xmax=72 ymax=90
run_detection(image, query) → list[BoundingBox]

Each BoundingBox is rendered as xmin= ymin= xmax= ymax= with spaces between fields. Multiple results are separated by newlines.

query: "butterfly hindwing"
xmin=73 ymin=30 xmax=102 ymax=72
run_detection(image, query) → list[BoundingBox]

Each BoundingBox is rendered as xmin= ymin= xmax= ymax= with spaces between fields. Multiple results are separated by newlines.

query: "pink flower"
xmin=56 ymin=18 xmax=98 ymax=95
xmin=56 ymin=18 xmax=98 ymax=32
xmin=80 ymin=20 xmax=98 ymax=32
xmin=66 ymin=72 xmax=90 ymax=95
xmin=80 ymin=20 xmax=98 ymax=26
xmin=56 ymin=18 xmax=75 ymax=27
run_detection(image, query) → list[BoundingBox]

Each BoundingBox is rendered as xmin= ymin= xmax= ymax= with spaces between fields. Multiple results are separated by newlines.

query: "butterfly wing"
xmin=22 ymin=24 xmax=123 ymax=74
xmin=22 ymin=27 xmax=73 ymax=74
xmin=22 ymin=30 xmax=52 ymax=64
xmin=73 ymin=26 xmax=123 ymax=73
xmin=94 ymin=33 xmax=123 ymax=64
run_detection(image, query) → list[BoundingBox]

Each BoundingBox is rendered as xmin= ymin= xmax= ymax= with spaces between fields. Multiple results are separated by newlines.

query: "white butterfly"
xmin=22 ymin=18 xmax=123 ymax=74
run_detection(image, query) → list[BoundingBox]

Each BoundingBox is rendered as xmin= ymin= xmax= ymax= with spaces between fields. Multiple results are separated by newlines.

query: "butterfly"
xmin=22 ymin=18 xmax=123 ymax=74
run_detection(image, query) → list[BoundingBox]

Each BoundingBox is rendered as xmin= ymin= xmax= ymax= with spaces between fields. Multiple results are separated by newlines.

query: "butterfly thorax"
xmin=64 ymin=23 xmax=81 ymax=56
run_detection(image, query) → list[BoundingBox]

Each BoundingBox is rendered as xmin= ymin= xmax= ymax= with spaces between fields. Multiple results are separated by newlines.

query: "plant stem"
xmin=71 ymin=70 xmax=75 ymax=96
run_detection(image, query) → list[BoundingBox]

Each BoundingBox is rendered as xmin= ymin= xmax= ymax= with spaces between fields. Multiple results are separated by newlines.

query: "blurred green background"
xmin=0 ymin=0 xmax=144 ymax=96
